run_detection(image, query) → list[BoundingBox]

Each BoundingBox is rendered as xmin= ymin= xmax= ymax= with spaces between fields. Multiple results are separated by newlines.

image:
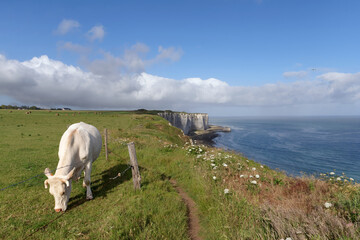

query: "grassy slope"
xmin=0 ymin=110 xmax=359 ymax=240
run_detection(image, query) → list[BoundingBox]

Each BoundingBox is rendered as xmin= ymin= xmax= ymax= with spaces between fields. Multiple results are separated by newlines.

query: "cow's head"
xmin=44 ymin=167 xmax=75 ymax=212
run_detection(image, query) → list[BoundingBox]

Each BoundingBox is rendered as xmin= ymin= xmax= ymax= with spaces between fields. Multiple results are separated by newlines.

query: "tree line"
xmin=0 ymin=104 xmax=41 ymax=110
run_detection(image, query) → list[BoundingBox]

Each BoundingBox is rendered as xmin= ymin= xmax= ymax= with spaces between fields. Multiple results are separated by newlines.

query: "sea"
xmin=210 ymin=116 xmax=360 ymax=181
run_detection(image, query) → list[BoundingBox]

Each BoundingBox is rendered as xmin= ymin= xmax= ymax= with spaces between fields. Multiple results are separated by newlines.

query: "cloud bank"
xmin=0 ymin=54 xmax=359 ymax=111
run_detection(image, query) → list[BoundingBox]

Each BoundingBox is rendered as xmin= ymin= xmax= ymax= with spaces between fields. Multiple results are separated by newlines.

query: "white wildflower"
xmin=250 ymin=180 xmax=257 ymax=185
xmin=252 ymin=167 xmax=256 ymax=171
xmin=285 ymin=238 xmax=292 ymax=240
xmin=224 ymin=189 xmax=229 ymax=194
xmin=260 ymin=165 xmax=264 ymax=168
xmin=197 ymin=155 xmax=202 ymax=159
xmin=246 ymin=160 xmax=249 ymax=162
xmin=324 ymin=202 xmax=332 ymax=208
xmin=255 ymin=174 xmax=260 ymax=179
xmin=240 ymin=175 xmax=244 ymax=178
xmin=330 ymin=172 xmax=335 ymax=175
xmin=250 ymin=175 xmax=253 ymax=178
xmin=222 ymin=163 xmax=228 ymax=167
xmin=213 ymin=176 xmax=217 ymax=180
xmin=350 ymin=178 xmax=354 ymax=181
xmin=213 ymin=166 xmax=217 ymax=170
xmin=337 ymin=177 xmax=341 ymax=181
xmin=211 ymin=163 xmax=216 ymax=167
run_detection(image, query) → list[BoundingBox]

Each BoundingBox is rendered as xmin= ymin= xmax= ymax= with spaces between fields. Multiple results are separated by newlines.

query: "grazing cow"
xmin=44 ymin=122 xmax=102 ymax=212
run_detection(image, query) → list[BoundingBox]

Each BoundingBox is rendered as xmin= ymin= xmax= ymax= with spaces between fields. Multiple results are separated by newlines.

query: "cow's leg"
xmin=83 ymin=161 xmax=93 ymax=200
xmin=75 ymin=166 xmax=84 ymax=181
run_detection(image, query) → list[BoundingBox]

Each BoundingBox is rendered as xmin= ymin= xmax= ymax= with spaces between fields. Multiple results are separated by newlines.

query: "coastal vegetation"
xmin=0 ymin=109 xmax=359 ymax=239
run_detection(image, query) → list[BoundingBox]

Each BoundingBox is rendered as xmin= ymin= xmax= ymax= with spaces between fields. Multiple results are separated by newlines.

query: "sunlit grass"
xmin=0 ymin=110 xmax=189 ymax=239
xmin=1 ymin=109 xmax=360 ymax=239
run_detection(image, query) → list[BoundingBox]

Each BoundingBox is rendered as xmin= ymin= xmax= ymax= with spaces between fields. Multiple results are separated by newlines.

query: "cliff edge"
xmin=158 ymin=112 xmax=230 ymax=145
xmin=158 ymin=112 xmax=209 ymax=135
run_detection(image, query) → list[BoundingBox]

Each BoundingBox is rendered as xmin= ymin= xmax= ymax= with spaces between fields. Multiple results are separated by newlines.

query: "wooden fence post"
xmin=104 ymin=129 xmax=108 ymax=161
xmin=127 ymin=142 xmax=141 ymax=190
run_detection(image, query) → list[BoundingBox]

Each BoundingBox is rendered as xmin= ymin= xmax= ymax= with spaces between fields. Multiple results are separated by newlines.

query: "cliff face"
xmin=158 ymin=112 xmax=209 ymax=135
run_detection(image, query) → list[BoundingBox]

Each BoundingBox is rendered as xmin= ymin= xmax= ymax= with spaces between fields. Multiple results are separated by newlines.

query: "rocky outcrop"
xmin=158 ymin=112 xmax=209 ymax=135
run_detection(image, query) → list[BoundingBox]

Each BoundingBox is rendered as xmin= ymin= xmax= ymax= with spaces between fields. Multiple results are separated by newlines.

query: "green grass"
xmin=0 ymin=110 xmax=189 ymax=239
xmin=1 ymin=109 xmax=360 ymax=239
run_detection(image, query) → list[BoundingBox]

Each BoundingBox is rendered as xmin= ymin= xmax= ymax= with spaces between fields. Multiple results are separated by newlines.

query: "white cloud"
xmin=85 ymin=43 xmax=183 ymax=76
xmin=57 ymin=41 xmax=90 ymax=54
xmin=155 ymin=46 xmax=183 ymax=62
xmin=0 ymin=54 xmax=359 ymax=111
xmin=0 ymin=54 xmax=233 ymax=109
xmin=142 ymin=46 xmax=183 ymax=67
xmin=54 ymin=19 xmax=80 ymax=35
xmin=318 ymin=72 xmax=360 ymax=101
xmin=87 ymin=25 xmax=105 ymax=41
xmin=283 ymin=71 xmax=308 ymax=79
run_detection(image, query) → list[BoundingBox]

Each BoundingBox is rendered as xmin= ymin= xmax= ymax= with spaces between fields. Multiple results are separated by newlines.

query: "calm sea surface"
xmin=211 ymin=116 xmax=360 ymax=180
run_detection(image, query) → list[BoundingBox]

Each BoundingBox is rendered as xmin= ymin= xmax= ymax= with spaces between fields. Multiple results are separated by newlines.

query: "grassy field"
xmin=1 ymin=109 xmax=360 ymax=240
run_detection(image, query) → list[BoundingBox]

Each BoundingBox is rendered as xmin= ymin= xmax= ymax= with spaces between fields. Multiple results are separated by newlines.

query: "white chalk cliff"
xmin=158 ymin=112 xmax=209 ymax=135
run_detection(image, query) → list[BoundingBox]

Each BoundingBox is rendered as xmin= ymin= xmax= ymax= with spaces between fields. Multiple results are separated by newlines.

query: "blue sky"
xmin=0 ymin=0 xmax=359 ymax=116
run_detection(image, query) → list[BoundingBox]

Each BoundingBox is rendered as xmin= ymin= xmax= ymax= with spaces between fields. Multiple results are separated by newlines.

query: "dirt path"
xmin=170 ymin=179 xmax=202 ymax=240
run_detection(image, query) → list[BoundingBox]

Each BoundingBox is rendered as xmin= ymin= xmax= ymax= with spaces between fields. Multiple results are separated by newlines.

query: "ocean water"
xmin=211 ymin=116 xmax=360 ymax=180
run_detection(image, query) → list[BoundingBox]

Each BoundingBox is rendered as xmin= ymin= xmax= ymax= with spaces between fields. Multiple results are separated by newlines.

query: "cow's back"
xmin=58 ymin=122 xmax=102 ymax=167
xmin=76 ymin=122 xmax=102 ymax=162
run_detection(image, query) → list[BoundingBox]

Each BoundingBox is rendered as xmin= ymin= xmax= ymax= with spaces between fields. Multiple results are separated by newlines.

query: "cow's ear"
xmin=65 ymin=167 xmax=76 ymax=180
xmin=44 ymin=168 xmax=53 ymax=178
xmin=44 ymin=179 xmax=49 ymax=189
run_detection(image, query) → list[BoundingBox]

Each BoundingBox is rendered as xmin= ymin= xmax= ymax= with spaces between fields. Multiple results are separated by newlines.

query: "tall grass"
xmin=186 ymin=144 xmax=360 ymax=239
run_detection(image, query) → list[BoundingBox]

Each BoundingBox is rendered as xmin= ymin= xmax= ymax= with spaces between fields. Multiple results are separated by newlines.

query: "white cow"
xmin=44 ymin=122 xmax=102 ymax=212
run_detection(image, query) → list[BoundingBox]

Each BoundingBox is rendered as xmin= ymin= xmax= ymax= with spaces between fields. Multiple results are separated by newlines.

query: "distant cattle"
xmin=44 ymin=122 xmax=102 ymax=212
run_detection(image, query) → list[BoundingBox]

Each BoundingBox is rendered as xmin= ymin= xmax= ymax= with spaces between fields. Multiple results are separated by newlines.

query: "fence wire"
xmin=2 ymin=132 xmax=137 ymax=238
xmin=110 ymin=164 xmax=133 ymax=180
xmin=1 ymin=145 xmax=127 ymax=191
xmin=0 ymin=164 xmax=72 ymax=191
